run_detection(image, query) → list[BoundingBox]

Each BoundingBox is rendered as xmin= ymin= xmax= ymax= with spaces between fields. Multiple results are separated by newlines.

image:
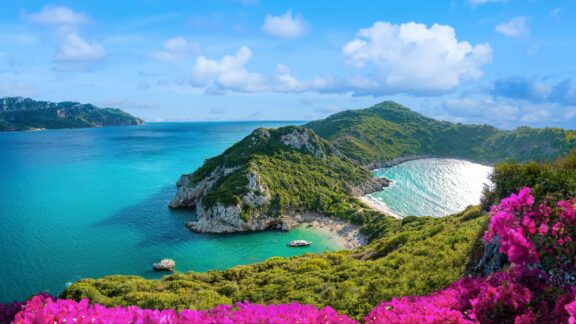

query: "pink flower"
xmin=566 ymin=300 xmax=576 ymax=324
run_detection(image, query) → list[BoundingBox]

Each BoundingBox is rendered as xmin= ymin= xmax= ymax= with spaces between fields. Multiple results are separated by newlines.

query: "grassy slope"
xmin=306 ymin=101 xmax=576 ymax=165
xmin=61 ymin=206 xmax=485 ymax=319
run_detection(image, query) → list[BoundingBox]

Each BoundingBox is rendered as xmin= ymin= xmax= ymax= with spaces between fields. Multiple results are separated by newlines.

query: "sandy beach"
xmin=357 ymin=195 xmax=403 ymax=219
xmin=295 ymin=214 xmax=367 ymax=249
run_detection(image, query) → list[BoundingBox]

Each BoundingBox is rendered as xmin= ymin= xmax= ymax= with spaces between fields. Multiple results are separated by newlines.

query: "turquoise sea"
xmin=370 ymin=158 xmax=493 ymax=218
xmin=0 ymin=122 xmax=349 ymax=302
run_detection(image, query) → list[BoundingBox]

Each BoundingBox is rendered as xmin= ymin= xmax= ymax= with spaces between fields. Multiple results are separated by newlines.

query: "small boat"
xmin=287 ymin=240 xmax=312 ymax=247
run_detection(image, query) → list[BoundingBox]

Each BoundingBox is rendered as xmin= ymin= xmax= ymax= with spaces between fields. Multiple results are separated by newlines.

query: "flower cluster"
xmin=0 ymin=293 xmax=50 ymax=324
xmin=10 ymin=294 xmax=356 ymax=324
xmin=364 ymin=271 xmax=542 ymax=324
xmin=367 ymin=188 xmax=576 ymax=323
xmin=484 ymin=187 xmax=576 ymax=278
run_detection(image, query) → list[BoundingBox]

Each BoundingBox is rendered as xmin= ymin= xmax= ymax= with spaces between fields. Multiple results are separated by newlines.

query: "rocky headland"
xmin=169 ymin=126 xmax=386 ymax=244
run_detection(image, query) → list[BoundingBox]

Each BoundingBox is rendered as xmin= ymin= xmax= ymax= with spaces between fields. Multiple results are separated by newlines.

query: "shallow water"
xmin=370 ymin=158 xmax=493 ymax=218
xmin=0 ymin=122 xmax=344 ymax=302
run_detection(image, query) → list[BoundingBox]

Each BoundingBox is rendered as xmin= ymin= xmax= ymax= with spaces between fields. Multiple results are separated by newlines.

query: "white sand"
xmin=357 ymin=195 xmax=403 ymax=219
xmin=298 ymin=214 xmax=367 ymax=249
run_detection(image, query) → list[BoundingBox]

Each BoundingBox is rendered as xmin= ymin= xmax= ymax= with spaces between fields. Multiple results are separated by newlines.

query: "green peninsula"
xmin=0 ymin=97 xmax=144 ymax=132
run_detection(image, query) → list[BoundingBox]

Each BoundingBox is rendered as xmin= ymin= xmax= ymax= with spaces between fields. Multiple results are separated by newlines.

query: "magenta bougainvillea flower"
xmin=10 ymin=294 xmax=357 ymax=324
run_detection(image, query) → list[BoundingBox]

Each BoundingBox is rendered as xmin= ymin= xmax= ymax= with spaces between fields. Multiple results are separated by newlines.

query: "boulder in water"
xmin=152 ymin=258 xmax=175 ymax=271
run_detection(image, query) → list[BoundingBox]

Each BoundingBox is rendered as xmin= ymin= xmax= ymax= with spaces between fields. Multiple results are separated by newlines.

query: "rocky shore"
xmin=366 ymin=155 xmax=429 ymax=170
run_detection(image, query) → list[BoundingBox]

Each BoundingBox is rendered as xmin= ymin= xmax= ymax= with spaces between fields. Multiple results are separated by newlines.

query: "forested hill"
xmin=306 ymin=101 xmax=576 ymax=166
xmin=0 ymin=97 xmax=144 ymax=132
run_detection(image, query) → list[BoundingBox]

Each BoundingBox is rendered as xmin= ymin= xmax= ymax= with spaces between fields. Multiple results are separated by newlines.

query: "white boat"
xmin=287 ymin=240 xmax=312 ymax=247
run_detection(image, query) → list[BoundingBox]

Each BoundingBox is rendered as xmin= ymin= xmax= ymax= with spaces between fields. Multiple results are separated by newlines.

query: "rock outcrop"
xmin=170 ymin=126 xmax=354 ymax=234
xmin=169 ymin=165 xmax=239 ymax=209
xmin=465 ymin=238 xmax=507 ymax=277
xmin=350 ymin=177 xmax=391 ymax=197
xmin=153 ymin=259 xmax=176 ymax=271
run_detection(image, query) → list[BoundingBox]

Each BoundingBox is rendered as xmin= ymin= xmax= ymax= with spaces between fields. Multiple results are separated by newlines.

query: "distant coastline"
xmin=0 ymin=97 xmax=144 ymax=132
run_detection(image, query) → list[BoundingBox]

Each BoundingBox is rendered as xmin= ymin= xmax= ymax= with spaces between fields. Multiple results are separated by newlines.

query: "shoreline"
xmin=367 ymin=156 xmax=494 ymax=171
xmin=357 ymin=195 xmax=403 ymax=219
xmin=294 ymin=214 xmax=367 ymax=249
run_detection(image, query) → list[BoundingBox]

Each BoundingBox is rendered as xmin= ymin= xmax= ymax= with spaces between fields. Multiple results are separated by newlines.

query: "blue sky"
xmin=0 ymin=0 xmax=575 ymax=128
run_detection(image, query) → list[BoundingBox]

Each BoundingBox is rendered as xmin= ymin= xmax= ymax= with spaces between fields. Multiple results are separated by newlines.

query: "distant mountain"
xmin=0 ymin=97 xmax=144 ymax=132
xmin=306 ymin=101 xmax=576 ymax=165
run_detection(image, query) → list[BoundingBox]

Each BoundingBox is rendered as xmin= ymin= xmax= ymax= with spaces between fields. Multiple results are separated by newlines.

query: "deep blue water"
xmin=0 ymin=122 xmax=348 ymax=302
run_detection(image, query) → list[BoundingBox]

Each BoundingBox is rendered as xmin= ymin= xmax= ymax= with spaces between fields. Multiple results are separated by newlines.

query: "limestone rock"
xmin=153 ymin=258 xmax=175 ymax=271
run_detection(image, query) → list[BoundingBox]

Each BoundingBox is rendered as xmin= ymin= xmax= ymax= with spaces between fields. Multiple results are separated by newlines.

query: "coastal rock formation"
xmin=153 ymin=259 xmax=176 ymax=271
xmin=350 ymin=177 xmax=391 ymax=197
xmin=169 ymin=166 xmax=240 ymax=209
xmin=170 ymin=126 xmax=375 ymax=234
xmin=280 ymin=128 xmax=339 ymax=159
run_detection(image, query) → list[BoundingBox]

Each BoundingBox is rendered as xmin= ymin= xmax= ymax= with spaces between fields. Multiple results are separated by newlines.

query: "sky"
xmin=0 ymin=0 xmax=575 ymax=129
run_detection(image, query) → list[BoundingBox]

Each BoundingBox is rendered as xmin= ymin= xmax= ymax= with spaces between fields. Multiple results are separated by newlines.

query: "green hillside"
xmin=306 ymin=101 xmax=576 ymax=165
xmin=0 ymin=97 xmax=144 ymax=131
xmin=169 ymin=125 xmax=390 ymax=235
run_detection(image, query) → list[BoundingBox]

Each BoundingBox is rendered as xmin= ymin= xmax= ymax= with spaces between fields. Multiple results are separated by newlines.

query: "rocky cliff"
xmin=170 ymin=126 xmax=385 ymax=233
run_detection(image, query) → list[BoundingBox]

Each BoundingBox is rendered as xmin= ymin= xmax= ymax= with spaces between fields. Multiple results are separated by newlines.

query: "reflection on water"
xmin=370 ymin=158 xmax=493 ymax=218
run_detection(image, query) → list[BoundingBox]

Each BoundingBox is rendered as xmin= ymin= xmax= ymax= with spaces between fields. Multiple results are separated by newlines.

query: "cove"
xmin=368 ymin=158 xmax=493 ymax=218
xmin=0 ymin=122 xmax=344 ymax=302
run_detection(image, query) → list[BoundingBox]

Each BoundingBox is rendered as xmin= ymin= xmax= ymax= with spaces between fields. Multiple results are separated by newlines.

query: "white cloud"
xmin=550 ymin=8 xmax=561 ymax=20
xmin=187 ymin=47 xmax=334 ymax=94
xmin=190 ymin=47 xmax=267 ymax=93
xmin=151 ymin=37 xmax=199 ymax=62
xmin=495 ymin=16 xmax=530 ymax=38
xmin=342 ymin=22 xmax=492 ymax=95
xmin=185 ymin=22 xmax=491 ymax=97
xmin=439 ymin=96 xmax=576 ymax=129
xmin=28 ymin=6 xmax=105 ymax=71
xmin=54 ymin=32 xmax=105 ymax=63
xmin=262 ymin=11 xmax=307 ymax=39
xmin=28 ymin=5 xmax=90 ymax=26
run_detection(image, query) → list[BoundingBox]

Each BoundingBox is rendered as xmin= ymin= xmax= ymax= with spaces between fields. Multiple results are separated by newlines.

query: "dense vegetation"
xmin=306 ymin=101 xmax=576 ymax=165
xmin=183 ymin=126 xmax=389 ymax=227
xmin=62 ymin=206 xmax=485 ymax=319
xmin=56 ymin=102 xmax=576 ymax=321
xmin=0 ymin=97 xmax=143 ymax=131
xmin=481 ymin=148 xmax=576 ymax=209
